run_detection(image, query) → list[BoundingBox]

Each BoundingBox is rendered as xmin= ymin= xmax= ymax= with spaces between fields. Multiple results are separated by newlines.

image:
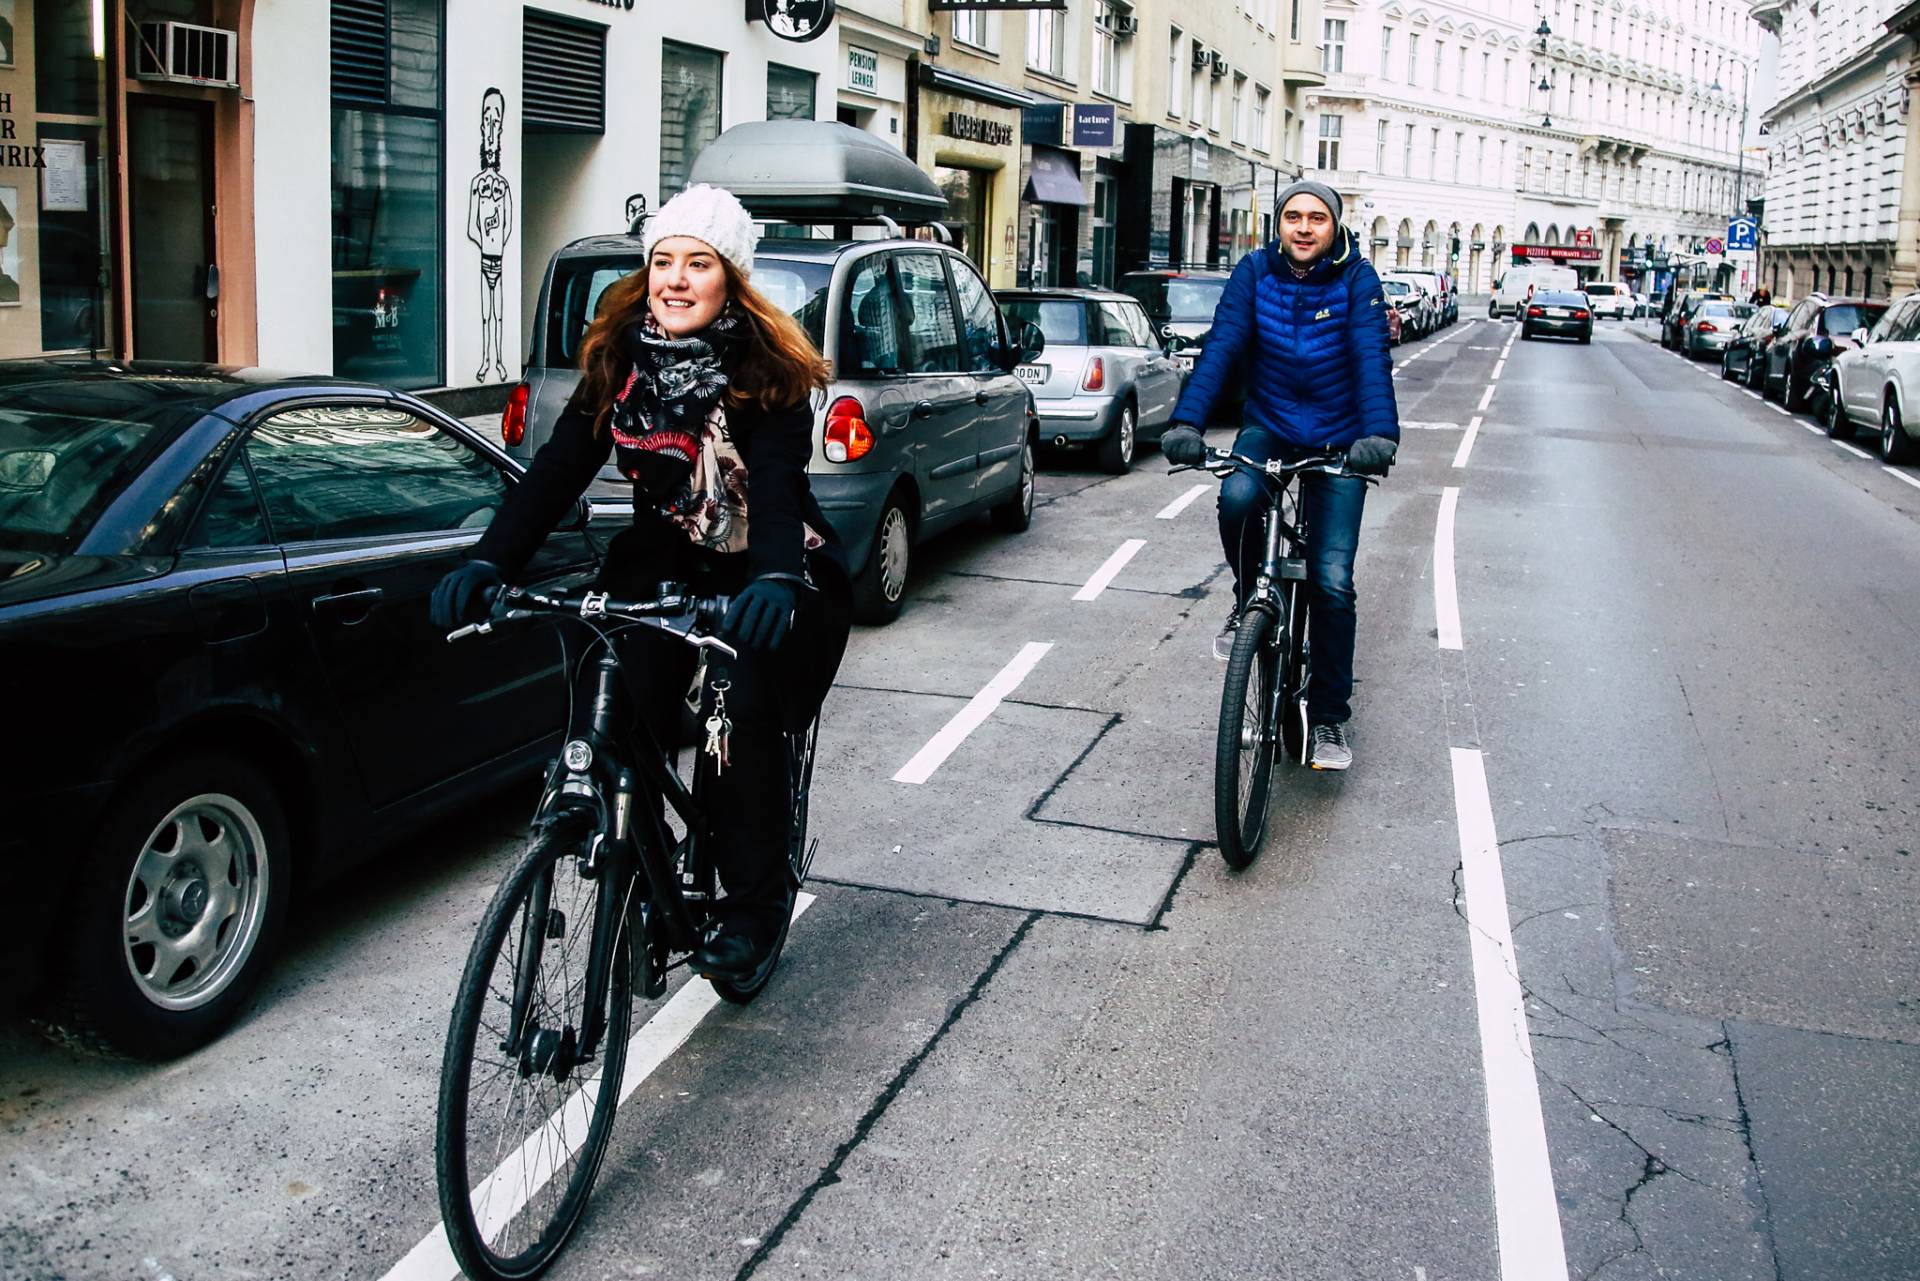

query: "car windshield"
xmin=1382 ymin=280 xmax=1415 ymax=296
xmin=1587 ymin=284 xmax=1623 ymax=295
xmin=1534 ymin=292 xmax=1588 ymax=306
xmin=546 ymin=254 xmax=834 ymax=368
xmin=1125 ymin=275 xmax=1228 ymax=323
xmin=0 ymin=402 xmax=190 ymax=556
xmin=1700 ymin=303 xmax=1753 ymax=320
xmin=1822 ymin=304 xmax=1886 ymax=335
xmin=999 ymin=298 xmax=1087 ymax=345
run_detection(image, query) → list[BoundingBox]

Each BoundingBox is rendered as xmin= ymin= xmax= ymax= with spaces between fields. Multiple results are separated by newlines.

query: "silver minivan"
xmin=509 ymin=123 xmax=1044 ymax=624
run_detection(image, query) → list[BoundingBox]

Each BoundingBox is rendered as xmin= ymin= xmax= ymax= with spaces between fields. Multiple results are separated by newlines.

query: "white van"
xmin=1491 ymin=265 xmax=1580 ymax=318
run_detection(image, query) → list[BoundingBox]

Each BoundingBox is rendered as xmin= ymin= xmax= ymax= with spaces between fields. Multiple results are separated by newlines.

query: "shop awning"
xmin=1024 ymin=148 xmax=1089 ymax=207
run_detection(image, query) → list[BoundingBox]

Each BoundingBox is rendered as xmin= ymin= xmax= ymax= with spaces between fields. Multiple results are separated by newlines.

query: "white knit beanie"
xmin=642 ymin=184 xmax=757 ymax=279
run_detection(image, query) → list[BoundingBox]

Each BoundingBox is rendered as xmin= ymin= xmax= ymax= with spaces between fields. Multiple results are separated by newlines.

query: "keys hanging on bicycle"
xmin=704 ymin=679 xmax=733 ymax=774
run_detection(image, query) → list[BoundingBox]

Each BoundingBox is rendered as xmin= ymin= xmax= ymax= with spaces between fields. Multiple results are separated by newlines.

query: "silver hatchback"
xmin=994 ymin=289 xmax=1185 ymax=473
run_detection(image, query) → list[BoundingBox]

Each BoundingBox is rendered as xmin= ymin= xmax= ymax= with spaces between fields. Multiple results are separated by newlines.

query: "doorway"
xmin=128 ymin=98 xmax=217 ymax=362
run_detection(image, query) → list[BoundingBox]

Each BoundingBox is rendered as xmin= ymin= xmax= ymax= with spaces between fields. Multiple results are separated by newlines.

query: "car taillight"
xmin=1082 ymin=356 xmax=1105 ymax=392
xmin=1526 ymin=306 xmax=1545 ymax=318
xmin=1574 ymin=309 xmax=1591 ymax=320
xmin=1695 ymin=321 xmax=1716 ymax=333
xmin=501 ymin=381 xmax=529 ymax=448
xmin=823 ymin=396 xmax=875 ymax=463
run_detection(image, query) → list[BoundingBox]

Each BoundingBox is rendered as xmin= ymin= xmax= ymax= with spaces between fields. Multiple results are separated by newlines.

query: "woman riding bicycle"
xmin=430 ymin=183 xmax=850 ymax=984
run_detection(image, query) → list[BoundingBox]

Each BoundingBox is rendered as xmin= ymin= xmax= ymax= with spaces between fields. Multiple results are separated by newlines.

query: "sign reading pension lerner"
xmin=744 ymin=0 xmax=835 ymax=42
xmin=928 ymin=1 xmax=1066 ymax=10
xmin=847 ymin=46 xmax=879 ymax=94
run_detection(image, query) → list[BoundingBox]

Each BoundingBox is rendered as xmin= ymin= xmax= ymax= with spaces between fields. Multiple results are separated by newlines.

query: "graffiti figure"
xmin=466 ymin=87 xmax=513 ymax=383
xmin=624 ymin=193 xmax=648 ymax=236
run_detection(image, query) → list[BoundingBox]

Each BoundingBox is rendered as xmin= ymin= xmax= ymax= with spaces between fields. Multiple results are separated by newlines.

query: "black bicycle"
xmin=433 ymin=583 xmax=819 ymax=1281
xmin=1173 ymin=447 xmax=1376 ymax=869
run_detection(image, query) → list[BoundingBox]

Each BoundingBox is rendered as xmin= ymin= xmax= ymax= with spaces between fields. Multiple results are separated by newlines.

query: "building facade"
xmin=1752 ymin=0 xmax=1914 ymax=300
xmin=1303 ymin=0 xmax=1763 ymax=296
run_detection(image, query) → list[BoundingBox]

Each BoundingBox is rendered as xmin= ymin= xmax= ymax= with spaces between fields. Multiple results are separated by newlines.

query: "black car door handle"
xmin=911 ymin=400 xmax=936 ymax=420
xmin=311 ymin=587 xmax=384 ymax=617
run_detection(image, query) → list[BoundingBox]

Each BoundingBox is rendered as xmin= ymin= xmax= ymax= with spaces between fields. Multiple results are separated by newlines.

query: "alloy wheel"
xmin=123 ymin=793 xmax=270 ymax=1011
xmin=876 ymin=505 xmax=910 ymax=604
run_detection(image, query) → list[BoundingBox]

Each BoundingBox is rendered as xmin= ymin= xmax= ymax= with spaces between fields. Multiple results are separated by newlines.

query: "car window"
xmin=1165 ymin=278 xmax=1227 ymax=323
xmin=194 ymin=456 xmax=272 ymax=548
xmin=1535 ymin=292 xmax=1587 ymax=305
xmin=1821 ymin=304 xmax=1885 ymax=336
xmin=1120 ymin=301 xmax=1156 ymax=347
xmin=0 ymin=405 xmax=191 ymax=556
xmin=1001 ymin=298 xmax=1087 ymax=345
xmin=752 ymin=259 xmax=834 ymax=351
xmin=893 ymin=251 xmax=962 ymax=374
xmin=948 ymin=258 xmax=1004 ymax=373
xmin=1095 ymin=302 xmax=1142 ymax=346
xmin=1887 ymin=299 xmax=1920 ymax=341
xmin=548 ymin=260 xmax=641 ymax=370
xmin=246 ymin=404 xmax=509 ymax=543
xmin=841 ymin=253 xmax=903 ymax=376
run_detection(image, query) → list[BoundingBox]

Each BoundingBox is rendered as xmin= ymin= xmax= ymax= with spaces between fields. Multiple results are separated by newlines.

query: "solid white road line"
xmin=380 ymin=894 xmax=820 ymax=1281
xmin=1801 ymin=422 xmax=1822 ymax=435
xmin=1452 ymin=415 xmax=1484 ymax=469
xmin=1742 ymin=389 xmax=1763 ymax=400
xmin=1450 ymin=749 xmax=1572 ymax=1281
xmin=1434 ymin=487 xmax=1463 ymax=651
xmin=1073 ymin=538 xmax=1147 ymax=601
xmin=1477 ymin=385 xmax=1496 ymax=412
xmin=1769 ymin=404 xmax=1792 ymax=416
xmin=1157 ymin=483 xmax=1211 ymax=520
xmin=1884 ymin=466 xmax=1920 ymax=491
xmin=1834 ymin=440 xmax=1875 ymax=459
xmin=1491 ymin=359 xmax=1507 ymax=380
xmin=893 ymin=642 xmax=1053 ymax=784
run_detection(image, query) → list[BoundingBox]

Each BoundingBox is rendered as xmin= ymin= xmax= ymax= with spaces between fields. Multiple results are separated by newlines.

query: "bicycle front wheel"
xmin=1216 ymin=603 xmax=1281 ymax=869
xmin=436 ymin=818 xmax=634 ymax=1281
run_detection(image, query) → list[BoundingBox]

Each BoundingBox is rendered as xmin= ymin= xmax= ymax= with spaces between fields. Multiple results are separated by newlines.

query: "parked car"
xmin=1763 ymin=294 xmax=1888 ymax=410
xmin=1720 ymin=304 xmax=1790 ymax=388
xmin=1661 ymin=290 xmax=1734 ymax=350
xmin=1382 ymin=277 xmax=1436 ymax=339
xmin=1385 ymin=269 xmax=1455 ymax=327
xmin=1519 ymin=290 xmax=1594 ymax=343
xmin=994 ymin=288 xmax=1185 ymax=473
xmin=1680 ymin=300 xmax=1755 ymax=359
xmin=1822 ymin=291 xmax=1920 ymax=462
xmin=1491 ymin=264 xmax=1579 ymax=318
xmin=1117 ymin=268 xmax=1241 ymax=423
xmin=1583 ymin=280 xmax=1633 ymax=319
xmin=515 ymin=122 xmax=1044 ymax=625
xmin=0 ymin=360 xmax=626 ymax=1058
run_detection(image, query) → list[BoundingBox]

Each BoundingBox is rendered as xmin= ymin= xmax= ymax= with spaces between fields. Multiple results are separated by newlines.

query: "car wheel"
xmin=44 ymin=755 xmax=290 ymax=1059
xmin=1785 ymin=365 xmax=1809 ymax=411
xmin=1579 ymin=327 xmax=1592 ymax=345
xmin=1721 ymin=352 xmax=1736 ymax=380
xmin=1884 ymin=396 xmax=1918 ymax=464
xmin=1825 ymin=386 xmax=1854 ymax=439
xmin=851 ymin=491 xmax=913 ymax=625
xmin=1746 ymin=355 xmax=1765 ymax=390
xmin=1487 ymin=301 xmax=1498 ymax=319
xmin=1520 ymin=324 xmax=1533 ymax=341
xmin=991 ymin=435 xmax=1036 ymax=532
xmin=1098 ymin=402 xmax=1136 ymax=475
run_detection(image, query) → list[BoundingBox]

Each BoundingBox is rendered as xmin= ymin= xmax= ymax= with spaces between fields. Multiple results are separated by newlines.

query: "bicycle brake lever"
xmin=445 ymin=620 xmax=492 ymax=642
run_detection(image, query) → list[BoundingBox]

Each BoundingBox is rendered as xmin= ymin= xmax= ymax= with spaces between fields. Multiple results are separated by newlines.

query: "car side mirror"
xmin=1017 ymin=320 xmax=1046 ymax=362
xmin=1811 ymin=335 xmax=1835 ymax=355
xmin=1852 ymin=327 xmax=1870 ymax=345
xmin=1162 ymin=332 xmax=1190 ymax=356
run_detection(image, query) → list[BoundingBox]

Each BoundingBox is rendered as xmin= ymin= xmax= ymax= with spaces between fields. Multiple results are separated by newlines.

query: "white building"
xmin=1751 ymin=0 xmax=1914 ymax=300
xmin=1304 ymin=0 xmax=1764 ymax=295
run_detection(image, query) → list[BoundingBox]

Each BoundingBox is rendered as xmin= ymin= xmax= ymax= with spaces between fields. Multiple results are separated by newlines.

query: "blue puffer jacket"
xmin=1171 ymin=227 xmax=1399 ymax=449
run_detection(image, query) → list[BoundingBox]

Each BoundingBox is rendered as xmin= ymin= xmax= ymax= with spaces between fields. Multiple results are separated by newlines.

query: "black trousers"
xmin=596 ymin=524 xmax=851 ymax=927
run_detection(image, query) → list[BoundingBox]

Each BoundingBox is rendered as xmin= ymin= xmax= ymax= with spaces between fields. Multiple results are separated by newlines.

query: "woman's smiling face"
xmin=648 ymin=237 xmax=729 ymax=336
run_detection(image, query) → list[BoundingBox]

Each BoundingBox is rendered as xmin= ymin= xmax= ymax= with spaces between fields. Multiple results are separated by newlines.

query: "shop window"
xmin=661 ymin=42 xmax=722 ymax=200
xmin=766 ymin=64 xmax=815 ymax=121
xmin=331 ymin=0 xmax=443 ymax=389
xmin=935 ymin=165 xmax=989 ymax=278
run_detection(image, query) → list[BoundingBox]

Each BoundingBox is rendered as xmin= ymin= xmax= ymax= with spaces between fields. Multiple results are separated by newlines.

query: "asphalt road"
xmin=4 ymin=309 xmax=1916 ymax=1281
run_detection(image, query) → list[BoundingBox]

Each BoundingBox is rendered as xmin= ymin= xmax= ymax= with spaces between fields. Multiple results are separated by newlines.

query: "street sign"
xmin=1727 ymin=216 xmax=1759 ymax=253
xmin=1705 ymin=237 xmax=1725 ymax=255
xmin=1071 ymin=103 xmax=1117 ymax=148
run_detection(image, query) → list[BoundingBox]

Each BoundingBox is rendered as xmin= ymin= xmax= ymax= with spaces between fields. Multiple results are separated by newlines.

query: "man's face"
xmin=482 ymin=100 xmax=503 ymax=167
xmin=1281 ymin=198 xmax=1334 ymax=262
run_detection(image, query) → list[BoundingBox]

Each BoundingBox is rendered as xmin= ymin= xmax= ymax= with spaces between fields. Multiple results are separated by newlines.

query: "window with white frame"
xmin=1376 ymin=118 xmax=1389 ymax=170
xmin=1317 ymin=114 xmax=1342 ymax=170
xmin=1027 ymin=4 xmax=1069 ymax=77
xmin=1402 ymin=123 xmax=1414 ymax=174
xmin=1231 ymin=73 xmax=1247 ymax=143
xmin=952 ymin=10 xmax=998 ymax=52
xmin=1433 ymin=41 xmax=1445 ymax=91
xmin=1211 ymin=68 xmax=1226 ymax=133
xmin=1168 ymin=27 xmax=1183 ymax=116
xmin=1321 ymin=19 xmax=1345 ymax=73
xmin=1381 ymin=27 xmax=1394 ymax=80
xmin=1253 ymin=85 xmax=1271 ymax=151
xmin=1093 ymin=1 xmax=1132 ymax=98
xmin=1191 ymin=56 xmax=1206 ymax=125
xmin=1407 ymin=33 xmax=1420 ymax=85
xmin=1456 ymin=45 xmax=1466 ymax=94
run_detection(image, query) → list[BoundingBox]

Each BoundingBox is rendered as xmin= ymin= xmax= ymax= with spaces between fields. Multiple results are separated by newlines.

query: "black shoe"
xmin=693 ymin=913 xmax=779 ymax=982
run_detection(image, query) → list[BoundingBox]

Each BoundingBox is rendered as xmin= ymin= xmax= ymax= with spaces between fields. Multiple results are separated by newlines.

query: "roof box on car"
xmin=689 ymin=121 xmax=949 ymax=224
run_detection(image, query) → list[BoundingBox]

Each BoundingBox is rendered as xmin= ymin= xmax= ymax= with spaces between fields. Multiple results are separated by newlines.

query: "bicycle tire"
xmin=1215 ymin=603 xmax=1281 ymax=869
xmin=709 ymin=721 xmax=816 ymax=1007
xmin=436 ymin=818 xmax=634 ymax=1281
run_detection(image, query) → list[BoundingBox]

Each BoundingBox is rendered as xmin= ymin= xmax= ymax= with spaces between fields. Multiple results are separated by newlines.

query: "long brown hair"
xmin=572 ymin=258 xmax=832 ymax=432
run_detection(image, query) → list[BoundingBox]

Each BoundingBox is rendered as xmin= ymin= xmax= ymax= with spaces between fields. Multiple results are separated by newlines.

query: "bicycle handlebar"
xmin=446 ymin=583 xmax=739 ymax=660
xmin=1170 ymin=446 xmax=1380 ymax=484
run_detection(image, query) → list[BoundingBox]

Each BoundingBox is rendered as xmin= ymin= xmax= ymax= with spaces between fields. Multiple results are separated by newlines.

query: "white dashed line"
xmin=1073 ymin=538 xmax=1147 ymax=601
xmin=1452 ymin=415 xmax=1483 ymax=469
xmin=1800 ymin=422 xmax=1822 ymax=435
xmin=1834 ymin=440 xmax=1875 ymax=460
xmin=1491 ymin=359 xmax=1506 ymax=381
xmin=1434 ymin=487 xmax=1463 ymax=651
xmin=1477 ymin=385 xmax=1495 ymax=412
xmin=1156 ymin=483 xmax=1211 ymax=520
xmin=1769 ymin=404 xmax=1792 ymax=416
xmin=893 ymin=642 xmax=1053 ymax=784
xmin=1884 ymin=466 xmax=1920 ymax=490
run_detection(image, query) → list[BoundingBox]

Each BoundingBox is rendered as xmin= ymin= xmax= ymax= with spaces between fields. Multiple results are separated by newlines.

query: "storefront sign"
xmin=1071 ymin=104 xmax=1116 ymax=148
xmin=745 ymin=0 xmax=835 ymax=43
xmin=1022 ymin=103 xmax=1065 ymax=146
xmin=1512 ymin=243 xmax=1601 ymax=262
xmin=0 ymin=94 xmax=47 ymax=171
xmin=846 ymin=45 xmax=879 ymax=95
xmin=947 ymin=111 xmax=1014 ymax=146
xmin=40 ymin=140 xmax=87 ymax=212
xmin=1573 ymin=227 xmax=1594 ymax=247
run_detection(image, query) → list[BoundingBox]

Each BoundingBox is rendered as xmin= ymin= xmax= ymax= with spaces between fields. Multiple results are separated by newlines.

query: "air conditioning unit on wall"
xmin=1211 ymin=52 xmax=1229 ymax=78
xmin=135 ymin=21 xmax=240 ymax=88
xmin=1113 ymin=15 xmax=1140 ymax=37
xmin=1192 ymin=44 xmax=1212 ymax=70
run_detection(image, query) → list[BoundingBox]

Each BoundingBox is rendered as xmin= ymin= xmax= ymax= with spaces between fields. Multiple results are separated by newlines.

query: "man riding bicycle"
xmin=1161 ymin=180 xmax=1400 ymax=772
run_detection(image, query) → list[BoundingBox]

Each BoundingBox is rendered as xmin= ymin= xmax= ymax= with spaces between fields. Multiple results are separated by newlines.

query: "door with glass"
xmin=128 ymin=98 xmax=217 ymax=362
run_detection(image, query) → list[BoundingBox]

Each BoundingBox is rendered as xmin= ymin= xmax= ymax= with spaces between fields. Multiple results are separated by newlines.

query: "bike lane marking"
xmin=1450 ymin=749 xmax=1574 ymax=1281
xmin=1491 ymin=358 xmax=1506 ymax=380
xmin=1833 ymin=440 xmax=1875 ymax=460
xmin=1476 ymin=384 xmax=1496 ymax=412
xmin=1434 ymin=487 xmax=1463 ymax=650
xmin=1072 ymin=538 xmax=1148 ymax=601
xmin=1157 ymin=483 xmax=1211 ymax=520
xmin=379 ymin=893 xmax=820 ymax=1281
xmin=1885 ymin=466 xmax=1920 ymax=490
xmin=1451 ymin=416 xmax=1484 ymax=470
xmin=892 ymin=641 xmax=1054 ymax=784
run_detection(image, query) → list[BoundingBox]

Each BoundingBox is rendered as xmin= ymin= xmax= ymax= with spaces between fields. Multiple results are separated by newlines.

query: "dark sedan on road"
xmin=1520 ymin=291 xmax=1594 ymax=343
xmin=0 ymin=362 xmax=619 ymax=1058
xmin=1117 ymin=269 xmax=1243 ymax=424
xmin=1720 ymin=304 xmax=1789 ymax=387
xmin=1763 ymin=295 xmax=1888 ymax=410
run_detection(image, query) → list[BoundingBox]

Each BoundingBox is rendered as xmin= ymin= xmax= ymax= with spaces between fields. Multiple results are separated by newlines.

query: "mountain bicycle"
xmin=1171 ymin=447 xmax=1376 ymax=869
xmin=433 ymin=583 xmax=819 ymax=1281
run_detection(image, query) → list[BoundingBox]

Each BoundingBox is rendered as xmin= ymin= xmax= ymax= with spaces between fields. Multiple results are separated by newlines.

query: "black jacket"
xmin=475 ymin=398 xmax=849 ymax=595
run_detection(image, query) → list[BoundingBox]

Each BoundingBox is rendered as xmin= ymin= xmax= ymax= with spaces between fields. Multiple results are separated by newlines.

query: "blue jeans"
xmin=1218 ymin=428 xmax=1368 ymax=725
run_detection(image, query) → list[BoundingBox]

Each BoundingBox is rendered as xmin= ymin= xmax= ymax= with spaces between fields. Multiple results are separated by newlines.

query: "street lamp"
xmin=1535 ymin=17 xmax=1552 ymax=51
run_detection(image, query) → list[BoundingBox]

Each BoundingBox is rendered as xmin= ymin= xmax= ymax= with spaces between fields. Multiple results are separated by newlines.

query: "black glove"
xmin=1161 ymin=425 xmax=1206 ymax=466
xmin=1347 ymin=435 xmax=1398 ymax=475
xmin=430 ymin=560 xmax=504 ymax=631
xmin=723 ymin=577 xmax=799 ymax=654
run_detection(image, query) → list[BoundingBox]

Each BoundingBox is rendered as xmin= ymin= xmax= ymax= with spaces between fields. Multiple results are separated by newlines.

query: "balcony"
xmin=1282 ymin=41 xmax=1326 ymax=89
xmin=1748 ymin=0 xmax=1785 ymax=35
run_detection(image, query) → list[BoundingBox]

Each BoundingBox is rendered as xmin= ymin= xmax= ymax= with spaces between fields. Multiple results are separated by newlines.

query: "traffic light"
xmin=1451 ymin=236 xmax=1461 ymax=261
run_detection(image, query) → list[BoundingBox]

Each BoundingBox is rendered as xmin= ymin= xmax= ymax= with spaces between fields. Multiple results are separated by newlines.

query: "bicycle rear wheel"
xmin=1215 ymin=603 xmax=1281 ymax=869
xmin=437 ymin=818 xmax=634 ymax=1281
xmin=708 ymin=721 xmax=816 ymax=1007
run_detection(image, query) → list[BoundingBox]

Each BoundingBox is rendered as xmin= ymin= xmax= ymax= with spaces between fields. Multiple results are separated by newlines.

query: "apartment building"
xmin=1306 ymin=0 xmax=1763 ymax=295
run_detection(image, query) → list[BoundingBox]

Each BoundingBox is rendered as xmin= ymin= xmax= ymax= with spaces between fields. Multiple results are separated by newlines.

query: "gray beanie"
xmin=1276 ymin=179 xmax=1343 ymax=226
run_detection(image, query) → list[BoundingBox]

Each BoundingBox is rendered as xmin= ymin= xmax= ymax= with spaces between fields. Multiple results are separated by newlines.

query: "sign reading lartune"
xmin=744 ymin=0 xmax=836 ymax=42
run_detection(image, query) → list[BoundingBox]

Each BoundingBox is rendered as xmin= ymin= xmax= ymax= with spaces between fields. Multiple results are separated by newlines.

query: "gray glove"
xmin=1161 ymin=426 xmax=1206 ymax=466
xmin=1347 ymin=435 xmax=1397 ymax=475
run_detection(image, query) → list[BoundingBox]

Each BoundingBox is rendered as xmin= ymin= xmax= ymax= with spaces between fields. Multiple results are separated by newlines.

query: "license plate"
xmin=1015 ymin=364 xmax=1047 ymax=384
xmin=1549 ymin=308 xmax=1570 ymax=317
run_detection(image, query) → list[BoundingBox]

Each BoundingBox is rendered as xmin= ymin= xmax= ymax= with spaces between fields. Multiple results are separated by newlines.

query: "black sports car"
xmin=0 ymin=362 xmax=622 ymax=1057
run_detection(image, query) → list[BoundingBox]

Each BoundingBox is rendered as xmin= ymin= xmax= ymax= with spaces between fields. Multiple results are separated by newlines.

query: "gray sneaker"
xmin=1212 ymin=605 xmax=1242 ymax=660
xmin=1309 ymin=722 xmax=1353 ymax=771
